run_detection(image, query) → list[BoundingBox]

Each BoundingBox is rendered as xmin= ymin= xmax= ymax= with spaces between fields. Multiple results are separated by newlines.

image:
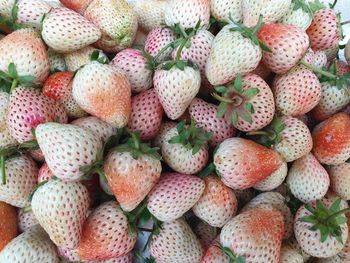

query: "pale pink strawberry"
xmin=59 ymin=0 xmax=92 ymax=13
xmin=273 ymin=66 xmax=321 ymax=116
xmin=57 ymin=246 xmax=80 ymax=262
xmin=328 ymin=163 xmax=350 ymax=200
xmin=279 ymin=0 xmax=312 ymax=30
xmin=286 ymin=237 xmax=311 ymax=262
xmin=0 ymin=92 xmax=17 ymax=149
xmin=164 ymin=0 xmax=210 ymax=29
xmin=279 ymin=245 xmax=304 ymax=263
xmin=287 ymin=153 xmax=330 ymax=203
xmin=42 ymin=7 xmax=101 ymax=53
xmin=18 ymin=207 xmax=39 ymax=232
xmin=210 ymin=0 xmax=242 ymax=23
xmin=192 ymin=175 xmax=238 ymax=227
xmin=253 ymin=161 xmax=288 ymax=191
xmin=86 ymin=254 xmax=133 ymax=263
xmin=150 ymin=218 xmax=204 ymax=263
xmin=111 ymin=48 xmax=153 ymax=93
xmin=192 ymin=220 xmax=219 ymax=250
xmin=131 ymin=0 xmax=166 ymax=32
xmin=64 ymin=46 xmax=107 ymax=72
xmin=147 ymin=173 xmax=205 ymax=221
xmin=38 ymin=163 xmax=54 ymax=183
xmin=0 ymin=155 xmax=38 ymax=208
xmin=201 ymin=240 xmax=230 ymax=263
xmin=152 ymin=121 xmax=177 ymax=148
xmin=48 ymin=48 xmax=67 ymax=72
xmin=31 ymin=180 xmax=90 ymax=248
xmin=313 ymin=50 xmax=328 ymax=69
xmin=127 ymin=89 xmax=164 ymax=141
xmin=17 ymin=0 xmax=52 ymax=29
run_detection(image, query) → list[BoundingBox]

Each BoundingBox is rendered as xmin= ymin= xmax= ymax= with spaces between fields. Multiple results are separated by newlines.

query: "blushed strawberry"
xmin=152 ymin=121 xmax=177 ymax=148
xmin=201 ymin=240 xmax=230 ymax=263
xmin=76 ymin=201 xmax=137 ymax=261
xmin=17 ymin=207 xmax=39 ymax=233
xmin=147 ymin=173 xmax=205 ymax=221
xmin=258 ymin=23 xmax=309 ymax=74
xmin=214 ymin=137 xmax=284 ymax=190
xmin=0 ymin=201 xmax=17 ymax=251
xmin=43 ymin=71 xmax=87 ymax=118
xmin=312 ymin=113 xmax=350 ymax=165
xmin=59 ymin=0 xmax=92 ymax=13
xmin=0 ymin=225 xmax=59 ymax=262
xmin=127 ymin=89 xmax=164 ymax=141
xmin=336 ymin=60 xmax=350 ymax=75
xmin=0 ymin=154 xmax=38 ymax=208
xmin=17 ymin=0 xmax=52 ymax=28
xmin=220 ymin=205 xmax=284 ymax=262
xmin=164 ymin=0 xmax=210 ymax=29
xmin=131 ymin=0 xmax=166 ymax=32
xmin=42 ymin=7 xmax=101 ymax=53
xmin=328 ymin=163 xmax=350 ymax=200
xmin=150 ymin=218 xmax=204 ymax=263
xmin=104 ymin=133 xmax=161 ymax=212
xmin=47 ymin=48 xmax=67 ymax=72
xmin=192 ymin=175 xmax=238 ymax=227
xmin=111 ymin=48 xmax=153 ymax=93
xmin=279 ymin=0 xmax=313 ymax=30
xmin=279 ymin=245 xmax=304 ymax=263
xmin=36 ymin=122 xmax=103 ymax=181
xmin=0 ymin=92 xmax=17 ymax=149
xmin=253 ymin=161 xmax=288 ymax=191
xmin=31 ymin=180 xmax=90 ymax=248
xmin=210 ymin=0 xmax=242 ymax=23
xmin=287 ymin=153 xmax=330 ymax=203
xmin=72 ymin=61 xmax=132 ymax=128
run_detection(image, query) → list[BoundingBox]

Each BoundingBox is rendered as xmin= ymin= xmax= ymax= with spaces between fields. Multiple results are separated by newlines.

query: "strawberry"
xmin=0 ymin=225 xmax=59 ymax=262
xmin=104 ymin=132 xmax=161 ymax=212
xmin=0 ymin=154 xmax=38 ymax=208
xmin=76 ymin=201 xmax=137 ymax=261
xmin=127 ymin=89 xmax=164 ymax=141
xmin=48 ymin=48 xmax=67 ymax=72
xmin=212 ymin=74 xmax=275 ymax=132
xmin=38 ymin=163 xmax=53 ymax=183
xmin=313 ymin=50 xmax=328 ymax=70
xmin=328 ymin=163 xmax=350 ymax=200
xmin=111 ymin=48 xmax=153 ymax=93
xmin=161 ymin=120 xmax=211 ymax=174
xmin=336 ymin=60 xmax=350 ymax=75
xmin=287 ymin=153 xmax=330 ymax=203
xmin=250 ymin=60 xmax=272 ymax=81
xmin=192 ymin=220 xmax=218 ymax=249
xmin=16 ymin=0 xmax=52 ymax=28
xmin=43 ymin=71 xmax=87 ymax=118
xmin=279 ymin=245 xmax=304 ymax=263
xmin=0 ymin=92 xmax=17 ymax=149
xmin=149 ymin=218 xmax=204 ymax=263
xmin=279 ymin=0 xmax=313 ymax=30
xmin=164 ymin=0 xmax=210 ymax=29
xmin=72 ymin=61 xmax=132 ymax=128
xmin=147 ymin=173 xmax=205 ymax=221
xmin=0 ymin=0 xmax=14 ymax=18
xmin=31 ymin=180 xmax=90 ymax=248
xmin=285 ymin=237 xmax=311 ymax=262
xmin=36 ymin=122 xmax=103 ymax=181
xmin=59 ymin=0 xmax=92 ymax=13
xmin=0 ymin=201 xmax=17 ymax=251
xmin=294 ymin=198 xmax=349 ymax=258
xmin=42 ymin=7 xmax=101 ymax=53
xmin=258 ymin=23 xmax=309 ymax=74
xmin=273 ymin=66 xmax=321 ymax=116
xmin=210 ymin=0 xmax=242 ymax=23
xmin=17 ymin=207 xmax=39 ymax=233
xmin=201 ymin=240 xmax=230 ymax=263
xmin=306 ymin=9 xmax=340 ymax=51
xmin=84 ymin=0 xmax=138 ymax=53
xmin=131 ymin=0 xmax=166 ymax=32
xmin=214 ymin=137 xmax=284 ymax=190
xmin=192 ymin=175 xmax=238 ymax=227
xmin=220 ymin=205 xmax=284 ymax=262
xmin=152 ymin=121 xmax=177 ymax=148
xmin=253 ymin=161 xmax=288 ymax=191
xmin=312 ymin=113 xmax=350 ymax=165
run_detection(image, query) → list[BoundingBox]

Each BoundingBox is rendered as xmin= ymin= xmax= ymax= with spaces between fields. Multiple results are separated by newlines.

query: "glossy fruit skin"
xmin=0 ymin=201 xmax=17 ymax=252
xmin=210 ymin=0 xmax=242 ymax=23
xmin=132 ymin=0 xmax=166 ymax=32
xmin=144 ymin=27 xmax=177 ymax=61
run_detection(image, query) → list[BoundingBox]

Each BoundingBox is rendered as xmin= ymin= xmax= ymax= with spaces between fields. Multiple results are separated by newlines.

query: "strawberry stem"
xmin=211 ymin=92 xmax=235 ymax=104
xmin=300 ymin=60 xmax=337 ymax=79
xmin=10 ymin=78 xmax=17 ymax=92
xmin=341 ymin=20 xmax=350 ymax=26
xmin=0 ymin=156 xmax=5 ymax=185
xmin=153 ymin=41 xmax=175 ymax=62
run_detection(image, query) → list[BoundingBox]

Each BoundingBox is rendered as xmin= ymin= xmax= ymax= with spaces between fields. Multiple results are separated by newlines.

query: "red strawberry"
xmin=64 ymin=46 xmax=107 ymax=72
xmin=214 ymin=137 xmax=284 ymax=190
xmin=253 ymin=161 xmax=288 ymax=191
xmin=127 ymin=89 xmax=164 ymax=141
xmin=210 ymin=0 xmax=242 ymax=23
xmin=17 ymin=207 xmax=39 ymax=233
xmin=258 ymin=23 xmax=309 ymax=74
xmin=42 ymin=7 xmax=101 ymax=53
xmin=131 ymin=0 xmax=166 ymax=32
xmin=43 ymin=71 xmax=87 ymax=118
xmin=147 ymin=173 xmax=205 ymax=221
xmin=152 ymin=121 xmax=177 ymax=148
xmin=0 ymin=201 xmax=17 ymax=251
xmin=38 ymin=163 xmax=53 ymax=183
xmin=0 ymin=92 xmax=17 ymax=149
xmin=328 ymin=162 xmax=350 ymax=200
xmin=17 ymin=0 xmax=52 ymax=29
xmin=150 ymin=218 xmax=204 ymax=263
xmin=31 ymin=180 xmax=90 ymax=248
xmin=220 ymin=205 xmax=284 ymax=262
xmin=72 ymin=61 xmax=131 ymax=128
xmin=279 ymin=245 xmax=304 ymax=263
xmin=312 ymin=112 xmax=350 ymax=165
xmin=59 ymin=0 xmax=92 ymax=13
xmin=192 ymin=175 xmax=238 ymax=227
xmin=76 ymin=201 xmax=137 ymax=261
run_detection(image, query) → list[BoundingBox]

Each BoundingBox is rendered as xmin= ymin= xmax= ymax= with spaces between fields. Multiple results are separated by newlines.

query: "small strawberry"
xmin=220 ymin=205 xmax=284 ymax=262
xmin=328 ymin=163 xmax=350 ymax=201
xmin=127 ymin=89 xmax=164 ymax=141
xmin=279 ymin=0 xmax=313 ymax=30
xmin=210 ymin=0 xmax=242 ymax=23
xmin=104 ymin=132 xmax=162 ymax=212
xmin=0 ymin=201 xmax=17 ymax=251
xmin=279 ymin=245 xmax=304 ymax=263
xmin=0 ymin=225 xmax=59 ymax=262
xmin=17 ymin=207 xmax=39 ymax=232
xmin=72 ymin=61 xmax=132 ymax=128
xmin=0 ymin=92 xmax=17 ymax=149
xmin=35 ymin=122 xmax=103 ymax=181
xmin=43 ymin=71 xmax=87 ymax=118
xmin=31 ymin=180 xmax=90 ymax=248
xmin=258 ymin=23 xmax=309 ymax=74
xmin=59 ymin=0 xmax=92 ymax=13
xmin=76 ymin=201 xmax=137 ymax=261
xmin=147 ymin=173 xmax=205 ymax=221
xmin=16 ymin=0 xmax=52 ymax=28
xmin=131 ymin=0 xmax=166 ymax=32
xmin=149 ymin=218 xmax=204 ymax=263
xmin=213 ymin=137 xmax=284 ymax=190
xmin=152 ymin=121 xmax=177 ymax=148
xmin=42 ymin=7 xmax=101 ymax=53
xmin=312 ymin=112 xmax=350 ymax=165
xmin=48 ymin=48 xmax=67 ymax=72
xmin=253 ymin=161 xmax=288 ymax=191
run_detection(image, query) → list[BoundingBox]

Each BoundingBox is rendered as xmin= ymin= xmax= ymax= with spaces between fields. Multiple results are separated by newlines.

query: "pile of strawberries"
xmin=1 ymin=0 xmax=350 ymax=262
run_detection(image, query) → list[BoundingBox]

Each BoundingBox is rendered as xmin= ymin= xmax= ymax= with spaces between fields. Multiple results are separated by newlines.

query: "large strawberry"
xmin=131 ymin=0 xmax=166 ymax=32
xmin=279 ymin=0 xmax=313 ymax=30
xmin=31 ymin=180 xmax=90 ymax=248
xmin=76 ymin=201 xmax=137 ymax=261
xmin=258 ymin=23 xmax=309 ymax=74
xmin=72 ymin=61 xmax=132 ymax=128
xmin=42 ymin=7 xmax=101 ymax=53
xmin=149 ymin=218 xmax=204 ymax=263
xmin=104 ymin=132 xmax=161 ymax=212
xmin=328 ymin=163 xmax=350 ymax=201
xmin=0 ymin=201 xmax=17 ymax=251
xmin=0 ymin=92 xmax=17 ymax=149
xmin=214 ymin=137 xmax=284 ymax=190
xmin=210 ymin=0 xmax=242 ymax=23
xmin=35 ymin=122 xmax=103 ymax=182
xmin=220 ymin=205 xmax=284 ymax=262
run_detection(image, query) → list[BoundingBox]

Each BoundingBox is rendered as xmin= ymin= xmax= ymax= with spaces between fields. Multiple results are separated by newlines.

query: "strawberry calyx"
xmin=0 ymin=63 xmax=38 ymax=92
xmin=301 ymin=199 xmax=350 ymax=244
xmin=89 ymin=50 xmax=109 ymax=64
xmin=216 ymin=243 xmax=246 ymax=263
xmin=168 ymin=119 xmax=213 ymax=155
xmin=198 ymin=162 xmax=221 ymax=177
xmin=292 ymin=0 xmax=313 ymax=17
xmin=308 ymin=0 xmax=326 ymax=13
xmin=212 ymin=74 xmax=260 ymax=126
